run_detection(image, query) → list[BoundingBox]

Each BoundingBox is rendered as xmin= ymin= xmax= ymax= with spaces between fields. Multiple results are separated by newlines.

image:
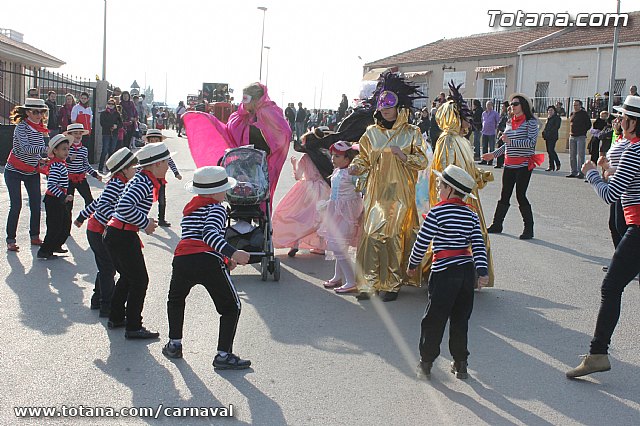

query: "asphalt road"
xmin=1 ymin=130 xmax=638 ymax=425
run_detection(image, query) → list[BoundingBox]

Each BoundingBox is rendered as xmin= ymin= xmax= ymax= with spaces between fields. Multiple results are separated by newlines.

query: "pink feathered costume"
xmin=182 ymin=84 xmax=292 ymax=201
xmin=272 ymin=154 xmax=330 ymax=250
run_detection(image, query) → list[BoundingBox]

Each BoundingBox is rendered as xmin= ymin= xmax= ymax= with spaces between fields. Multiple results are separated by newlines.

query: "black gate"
xmin=0 ymin=62 xmax=98 ymax=163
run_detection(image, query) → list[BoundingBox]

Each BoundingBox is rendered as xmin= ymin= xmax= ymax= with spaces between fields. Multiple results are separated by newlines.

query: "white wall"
xmin=519 ymin=44 xmax=640 ymax=98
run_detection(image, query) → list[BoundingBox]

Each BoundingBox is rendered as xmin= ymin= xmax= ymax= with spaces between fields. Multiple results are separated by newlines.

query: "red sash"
xmin=433 ymin=248 xmax=472 ymax=261
xmin=174 ymin=239 xmax=215 ymax=257
xmin=107 ymin=217 xmax=139 ymax=232
xmin=505 ymin=153 xmax=545 ymax=171
xmin=69 ymin=173 xmax=87 ymax=184
xmin=7 ymin=152 xmax=40 ymax=174
xmin=623 ymin=205 xmax=640 ymax=226
xmin=87 ymin=216 xmax=105 ymax=234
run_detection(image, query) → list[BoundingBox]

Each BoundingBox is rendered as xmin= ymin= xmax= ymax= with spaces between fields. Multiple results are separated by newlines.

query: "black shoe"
xmin=382 ymin=291 xmax=398 ymax=302
xmin=478 ymin=160 xmax=487 ymax=165
xmin=494 ymin=165 xmax=502 ymax=169
xmin=577 ymin=173 xmax=585 ymax=179
xmin=487 ymin=224 xmax=503 ymax=233
xmin=107 ymin=319 xmax=127 ymax=329
xmin=487 ymin=161 xmax=493 ymax=166
xmin=162 ymin=342 xmax=183 ymax=359
xmin=417 ymin=360 xmax=432 ymax=379
xmin=36 ymin=250 xmax=55 ymax=260
xmin=545 ymin=167 xmax=554 ymax=171
xmin=158 ymin=220 xmax=171 ymax=227
xmin=356 ymin=292 xmax=371 ymax=301
xmin=125 ymin=327 xmax=160 ymax=339
xmin=566 ymin=174 xmax=578 ymax=178
xmin=53 ymin=247 xmax=68 ymax=254
xmin=519 ymin=231 xmax=534 ymax=240
xmin=287 ymin=248 xmax=298 ymax=257
xmin=602 ymin=266 xmax=609 ymax=272
xmin=213 ymin=353 xmax=251 ymax=370
xmin=451 ymin=360 xmax=469 ymax=379
xmin=99 ymin=308 xmax=111 ymax=318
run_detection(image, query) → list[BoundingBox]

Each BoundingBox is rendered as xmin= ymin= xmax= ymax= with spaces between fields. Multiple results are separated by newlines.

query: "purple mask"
xmin=377 ymin=90 xmax=398 ymax=111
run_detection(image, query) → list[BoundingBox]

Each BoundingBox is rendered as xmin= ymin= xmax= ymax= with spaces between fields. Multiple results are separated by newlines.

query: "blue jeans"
xmin=4 ymin=169 xmax=42 ymax=243
xmin=99 ymin=134 xmax=117 ymax=171
xmin=473 ymin=130 xmax=482 ymax=159
xmin=481 ymin=134 xmax=496 ymax=157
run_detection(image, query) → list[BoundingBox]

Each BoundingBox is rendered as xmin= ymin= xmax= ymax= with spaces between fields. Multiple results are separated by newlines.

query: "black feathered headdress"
xmin=447 ymin=80 xmax=472 ymax=122
xmin=372 ymin=71 xmax=426 ymax=111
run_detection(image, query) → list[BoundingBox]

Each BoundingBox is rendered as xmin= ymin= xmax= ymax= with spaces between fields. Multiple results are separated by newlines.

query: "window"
xmin=534 ymin=82 xmax=550 ymax=115
xmin=614 ymin=79 xmax=626 ymax=96
xmin=414 ymin=83 xmax=429 ymax=109
xmin=484 ymin=78 xmax=506 ymax=103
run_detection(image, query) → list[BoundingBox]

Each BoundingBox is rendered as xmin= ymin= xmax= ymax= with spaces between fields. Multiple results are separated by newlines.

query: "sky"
xmin=4 ymin=0 xmax=636 ymax=109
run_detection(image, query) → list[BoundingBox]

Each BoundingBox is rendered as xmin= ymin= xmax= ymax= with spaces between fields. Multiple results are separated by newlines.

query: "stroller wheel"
xmin=260 ymin=258 xmax=268 ymax=281
xmin=273 ymin=258 xmax=281 ymax=281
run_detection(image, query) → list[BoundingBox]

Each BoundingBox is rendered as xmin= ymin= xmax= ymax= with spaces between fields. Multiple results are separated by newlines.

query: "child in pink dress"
xmin=318 ymin=142 xmax=363 ymax=293
xmin=272 ymin=154 xmax=330 ymax=255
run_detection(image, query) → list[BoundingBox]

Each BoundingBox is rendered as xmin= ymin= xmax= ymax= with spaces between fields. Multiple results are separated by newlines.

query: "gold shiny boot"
xmin=566 ymin=354 xmax=611 ymax=378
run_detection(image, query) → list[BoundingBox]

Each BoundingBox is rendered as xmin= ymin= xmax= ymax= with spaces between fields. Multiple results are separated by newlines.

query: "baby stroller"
xmin=131 ymin=123 xmax=147 ymax=149
xmin=220 ymin=146 xmax=281 ymax=281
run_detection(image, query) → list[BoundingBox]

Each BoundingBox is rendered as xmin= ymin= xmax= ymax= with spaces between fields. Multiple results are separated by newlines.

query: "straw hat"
xmin=507 ymin=92 xmax=533 ymax=110
xmin=613 ymin=95 xmax=640 ymax=118
xmin=142 ymin=129 xmax=167 ymax=141
xmin=185 ymin=166 xmax=237 ymax=194
xmin=48 ymin=134 xmax=70 ymax=150
xmin=433 ymin=164 xmax=477 ymax=199
xmin=135 ymin=142 xmax=176 ymax=167
xmin=64 ymin=123 xmax=90 ymax=135
xmin=20 ymin=98 xmax=48 ymax=110
xmin=105 ymin=147 xmax=136 ymax=175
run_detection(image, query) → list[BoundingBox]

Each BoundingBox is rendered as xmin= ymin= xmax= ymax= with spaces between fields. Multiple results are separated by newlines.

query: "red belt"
xmin=505 ymin=154 xmax=545 ymax=171
xmin=107 ymin=217 xmax=139 ymax=232
xmin=174 ymin=239 xmax=214 ymax=257
xmin=623 ymin=205 xmax=640 ymax=226
xmin=69 ymin=173 xmax=87 ymax=184
xmin=433 ymin=248 xmax=471 ymax=261
xmin=45 ymin=187 xmax=67 ymax=198
xmin=87 ymin=216 xmax=106 ymax=234
xmin=7 ymin=152 xmax=43 ymax=174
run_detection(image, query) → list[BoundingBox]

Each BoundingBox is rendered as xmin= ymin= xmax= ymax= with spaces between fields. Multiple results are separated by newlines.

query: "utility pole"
xmin=607 ymin=0 xmax=621 ymax=112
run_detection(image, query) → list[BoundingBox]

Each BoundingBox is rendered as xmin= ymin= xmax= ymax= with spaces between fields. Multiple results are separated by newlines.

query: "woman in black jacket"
xmin=98 ymin=98 xmax=123 ymax=173
xmin=542 ymin=105 xmax=562 ymax=171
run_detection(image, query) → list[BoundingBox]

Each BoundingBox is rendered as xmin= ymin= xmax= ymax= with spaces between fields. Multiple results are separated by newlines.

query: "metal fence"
xmin=0 ymin=62 xmax=98 ymax=161
xmin=464 ymin=96 xmax=623 ymax=119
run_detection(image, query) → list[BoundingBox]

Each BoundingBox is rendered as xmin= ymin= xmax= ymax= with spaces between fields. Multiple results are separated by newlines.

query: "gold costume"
xmin=424 ymin=101 xmax=496 ymax=286
xmin=351 ymin=109 xmax=428 ymax=293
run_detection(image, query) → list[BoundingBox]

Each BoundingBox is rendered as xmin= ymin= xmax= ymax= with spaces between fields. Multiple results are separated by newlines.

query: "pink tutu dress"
xmin=272 ymin=154 xmax=330 ymax=250
xmin=318 ymin=168 xmax=363 ymax=255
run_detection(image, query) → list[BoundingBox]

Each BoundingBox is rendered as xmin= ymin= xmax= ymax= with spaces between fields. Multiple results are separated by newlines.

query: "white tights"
xmin=330 ymin=248 xmax=355 ymax=286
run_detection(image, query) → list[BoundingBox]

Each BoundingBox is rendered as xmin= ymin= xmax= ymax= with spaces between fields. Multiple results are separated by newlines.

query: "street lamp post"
xmin=264 ymin=46 xmax=271 ymax=86
xmin=607 ymin=0 xmax=621 ymax=112
xmin=102 ymin=0 xmax=107 ymax=80
xmin=258 ymin=6 xmax=268 ymax=82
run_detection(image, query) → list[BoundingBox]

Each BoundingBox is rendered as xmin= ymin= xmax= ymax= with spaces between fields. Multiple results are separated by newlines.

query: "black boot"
xmin=158 ymin=203 xmax=171 ymax=227
xmin=519 ymin=204 xmax=534 ymax=240
xmin=487 ymin=202 xmax=509 ymax=233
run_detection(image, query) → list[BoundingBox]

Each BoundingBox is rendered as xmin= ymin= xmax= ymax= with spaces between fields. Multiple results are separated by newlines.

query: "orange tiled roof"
xmin=366 ymin=27 xmax=559 ymax=67
xmin=521 ymin=12 xmax=640 ymax=51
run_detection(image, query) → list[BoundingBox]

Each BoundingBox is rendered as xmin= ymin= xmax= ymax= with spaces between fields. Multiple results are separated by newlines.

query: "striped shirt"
xmin=6 ymin=121 xmax=47 ymax=175
xmin=112 ymin=171 xmax=154 ymax=229
xmin=46 ymin=161 xmax=69 ymax=199
xmin=409 ymin=202 xmax=488 ymax=275
xmin=67 ymin=143 xmax=98 ymax=178
xmin=491 ymin=118 xmax=539 ymax=169
xmin=168 ymin=158 xmax=180 ymax=176
xmin=180 ymin=204 xmax=236 ymax=260
xmin=606 ymin=137 xmax=630 ymax=169
xmin=586 ymin=140 xmax=640 ymax=208
xmin=78 ymin=177 xmax=126 ymax=225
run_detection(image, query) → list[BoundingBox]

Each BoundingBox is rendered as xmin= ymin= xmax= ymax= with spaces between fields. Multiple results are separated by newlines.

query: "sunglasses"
xmin=510 ymin=102 xmax=521 ymax=107
xmin=30 ymin=110 xmax=47 ymax=115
